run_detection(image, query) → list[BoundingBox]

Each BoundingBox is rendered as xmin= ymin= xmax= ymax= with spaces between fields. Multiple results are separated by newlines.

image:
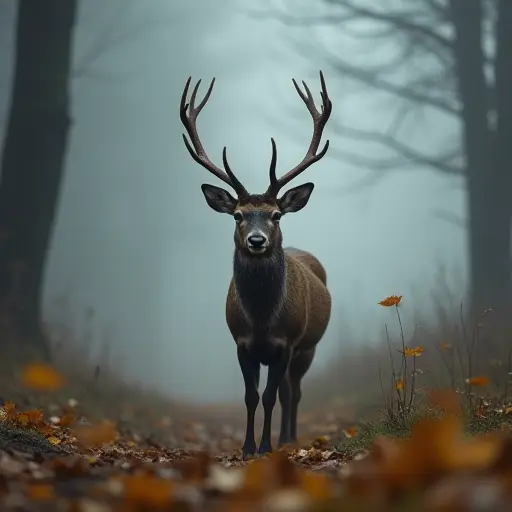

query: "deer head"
xmin=180 ymin=71 xmax=332 ymax=257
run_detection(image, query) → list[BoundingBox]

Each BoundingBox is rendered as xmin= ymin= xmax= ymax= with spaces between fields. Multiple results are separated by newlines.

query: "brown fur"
xmin=220 ymin=196 xmax=331 ymax=456
xmin=225 ymin=248 xmax=330 ymax=353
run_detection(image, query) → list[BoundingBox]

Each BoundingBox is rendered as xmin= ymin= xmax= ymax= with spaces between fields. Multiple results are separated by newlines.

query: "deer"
xmin=180 ymin=71 xmax=333 ymax=459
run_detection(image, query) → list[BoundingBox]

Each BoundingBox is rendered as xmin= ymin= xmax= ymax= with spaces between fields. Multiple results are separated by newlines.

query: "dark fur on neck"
xmin=233 ymin=248 xmax=285 ymax=332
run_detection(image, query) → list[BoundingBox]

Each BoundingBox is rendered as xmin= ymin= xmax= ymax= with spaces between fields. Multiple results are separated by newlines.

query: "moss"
xmin=0 ymin=422 xmax=70 ymax=457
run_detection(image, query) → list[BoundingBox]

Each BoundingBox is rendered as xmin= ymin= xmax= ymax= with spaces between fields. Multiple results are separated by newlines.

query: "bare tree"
xmin=254 ymin=0 xmax=512 ymax=318
xmin=0 ymin=0 xmax=78 ymax=357
xmin=0 ymin=0 xmax=171 ymax=357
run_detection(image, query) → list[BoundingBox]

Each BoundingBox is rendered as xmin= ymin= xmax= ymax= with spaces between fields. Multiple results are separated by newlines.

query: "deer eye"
xmin=271 ymin=211 xmax=282 ymax=222
xmin=233 ymin=211 xmax=243 ymax=222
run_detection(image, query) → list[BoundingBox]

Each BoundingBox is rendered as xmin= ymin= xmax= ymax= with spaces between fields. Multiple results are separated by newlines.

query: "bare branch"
xmin=332 ymin=124 xmax=463 ymax=175
xmin=74 ymin=1 xmax=135 ymax=77
xmin=73 ymin=1 xmax=173 ymax=79
xmin=433 ymin=209 xmax=467 ymax=229
xmin=251 ymin=3 xmax=452 ymax=49
xmin=327 ymin=54 xmax=460 ymax=116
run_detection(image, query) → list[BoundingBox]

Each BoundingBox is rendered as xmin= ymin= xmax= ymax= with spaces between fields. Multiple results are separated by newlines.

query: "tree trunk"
xmin=0 ymin=0 xmax=77 ymax=357
xmin=450 ymin=0 xmax=511 ymax=320
xmin=493 ymin=0 xmax=512 ymax=313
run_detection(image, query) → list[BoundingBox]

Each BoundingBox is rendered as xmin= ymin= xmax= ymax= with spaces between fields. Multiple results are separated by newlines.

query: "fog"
xmin=0 ymin=0 xmax=466 ymax=402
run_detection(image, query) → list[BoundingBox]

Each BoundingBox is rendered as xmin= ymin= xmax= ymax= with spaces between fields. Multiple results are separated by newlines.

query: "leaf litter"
xmin=1 ymin=364 xmax=512 ymax=510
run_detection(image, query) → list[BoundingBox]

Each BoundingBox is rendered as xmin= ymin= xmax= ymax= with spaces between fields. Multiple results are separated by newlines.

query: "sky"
xmin=0 ymin=0 xmax=467 ymax=402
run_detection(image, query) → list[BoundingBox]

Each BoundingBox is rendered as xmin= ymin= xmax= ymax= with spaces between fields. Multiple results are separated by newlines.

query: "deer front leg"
xmin=237 ymin=345 xmax=260 ymax=459
xmin=259 ymin=344 xmax=292 ymax=455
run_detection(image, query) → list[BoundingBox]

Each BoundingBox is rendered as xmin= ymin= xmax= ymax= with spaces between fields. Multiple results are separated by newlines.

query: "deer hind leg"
xmin=288 ymin=348 xmax=315 ymax=443
xmin=278 ymin=374 xmax=292 ymax=447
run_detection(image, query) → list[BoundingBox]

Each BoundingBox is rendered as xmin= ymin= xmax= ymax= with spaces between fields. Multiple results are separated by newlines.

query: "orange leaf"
xmin=59 ymin=412 xmax=76 ymax=427
xmin=378 ymin=295 xmax=402 ymax=307
xmin=4 ymin=401 xmax=15 ymax=414
xmin=16 ymin=413 xmax=30 ymax=426
xmin=395 ymin=379 xmax=405 ymax=390
xmin=121 ymin=474 xmax=174 ymax=507
xmin=26 ymin=409 xmax=44 ymax=424
xmin=299 ymin=471 xmax=334 ymax=501
xmin=465 ymin=376 xmax=490 ymax=387
xmin=74 ymin=420 xmax=117 ymax=446
xmin=38 ymin=424 xmax=55 ymax=437
xmin=344 ymin=427 xmax=358 ymax=438
xmin=21 ymin=364 xmax=65 ymax=391
xmin=27 ymin=484 xmax=54 ymax=501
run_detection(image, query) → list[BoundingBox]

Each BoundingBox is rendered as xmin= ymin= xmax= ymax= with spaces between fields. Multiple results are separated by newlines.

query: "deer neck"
xmin=233 ymin=247 xmax=286 ymax=330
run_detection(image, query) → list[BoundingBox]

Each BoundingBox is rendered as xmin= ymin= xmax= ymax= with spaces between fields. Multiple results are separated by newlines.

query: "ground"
xmin=3 ymin=295 xmax=512 ymax=511
xmin=1 ymin=370 xmax=512 ymax=511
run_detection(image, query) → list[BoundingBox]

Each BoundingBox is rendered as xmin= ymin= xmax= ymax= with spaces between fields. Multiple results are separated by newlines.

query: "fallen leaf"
xmin=75 ymin=420 xmax=117 ymax=446
xmin=21 ymin=364 xmax=65 ymax=391
xmin=27 ymin=483 xmax=54 ymax=501
xmin=465 ymin=376 xmax=490 ymax=387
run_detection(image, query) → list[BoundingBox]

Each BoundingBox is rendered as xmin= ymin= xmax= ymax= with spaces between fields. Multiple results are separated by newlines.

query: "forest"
xmin=0 ymin=0 xmax=510 ymax=510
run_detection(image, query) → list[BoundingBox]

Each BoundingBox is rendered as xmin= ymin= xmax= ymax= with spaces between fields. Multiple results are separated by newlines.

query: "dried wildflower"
xmin=403 ymin=346 xmax=424 ymax=357
xmin=439 ymin=342 xmax=452 ymax=351
xmin=378 ymin=295 xmax=402 ymax=307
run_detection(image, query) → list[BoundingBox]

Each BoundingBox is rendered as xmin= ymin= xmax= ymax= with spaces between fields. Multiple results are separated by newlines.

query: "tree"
xmin=255 ymin=0 xmax=512 ymax=318
xmin=0 ymin=0 xmax=78 ymax=357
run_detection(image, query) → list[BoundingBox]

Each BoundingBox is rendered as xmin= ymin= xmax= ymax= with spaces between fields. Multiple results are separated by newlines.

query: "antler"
xmin=180 ymin=77 xmax=248 ymax=197
xmin=266 ymin=71 xmax=332 ymax=197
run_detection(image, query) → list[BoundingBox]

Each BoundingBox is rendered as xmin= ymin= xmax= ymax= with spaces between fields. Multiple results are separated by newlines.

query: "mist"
xmin=0 ymin=0 xmax=467 ymax=403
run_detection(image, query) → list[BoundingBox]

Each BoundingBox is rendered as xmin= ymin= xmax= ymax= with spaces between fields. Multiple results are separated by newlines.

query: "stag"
xmin=180 ymin=71 xmax=332 ymax=458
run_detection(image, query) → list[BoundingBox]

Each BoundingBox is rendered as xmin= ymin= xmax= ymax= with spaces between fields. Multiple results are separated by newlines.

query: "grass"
xmin=336 ymin=406 xmax=512 ymax=457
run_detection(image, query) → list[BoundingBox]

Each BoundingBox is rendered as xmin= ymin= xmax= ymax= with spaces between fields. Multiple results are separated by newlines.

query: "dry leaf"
xmin=75 ymin=420 xmax=117 ymax=446
xmin=121 ymin=474 xmax=174 ymax=507
xmin=465 ymin=376 xmax=490 ymax=387
xmin=27 ymin=483 xmax=54 ymax=501
xmin=21 ymin=364 xmax=65 ymax=391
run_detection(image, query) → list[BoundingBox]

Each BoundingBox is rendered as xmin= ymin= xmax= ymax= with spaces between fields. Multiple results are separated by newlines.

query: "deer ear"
xmin=278 ymin=182 xmax=314 ymax=214
xmin=201 ymin=184 xmax=238 ymax=214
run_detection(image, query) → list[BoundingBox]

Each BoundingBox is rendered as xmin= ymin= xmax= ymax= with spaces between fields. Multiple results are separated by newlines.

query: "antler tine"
xmin=266 ymin=71 xmax=332 ymax=197
xmin=180 ymin=77 xmax=248 ymax=196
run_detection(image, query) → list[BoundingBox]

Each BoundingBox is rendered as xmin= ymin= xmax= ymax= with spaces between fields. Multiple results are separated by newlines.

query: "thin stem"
xmin=395 ymin=305 xmax=408 ymax=414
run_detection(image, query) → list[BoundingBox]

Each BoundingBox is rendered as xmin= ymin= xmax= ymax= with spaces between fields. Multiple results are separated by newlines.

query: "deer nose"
xmin=247 ymin=233 xmax=267 ymax=248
